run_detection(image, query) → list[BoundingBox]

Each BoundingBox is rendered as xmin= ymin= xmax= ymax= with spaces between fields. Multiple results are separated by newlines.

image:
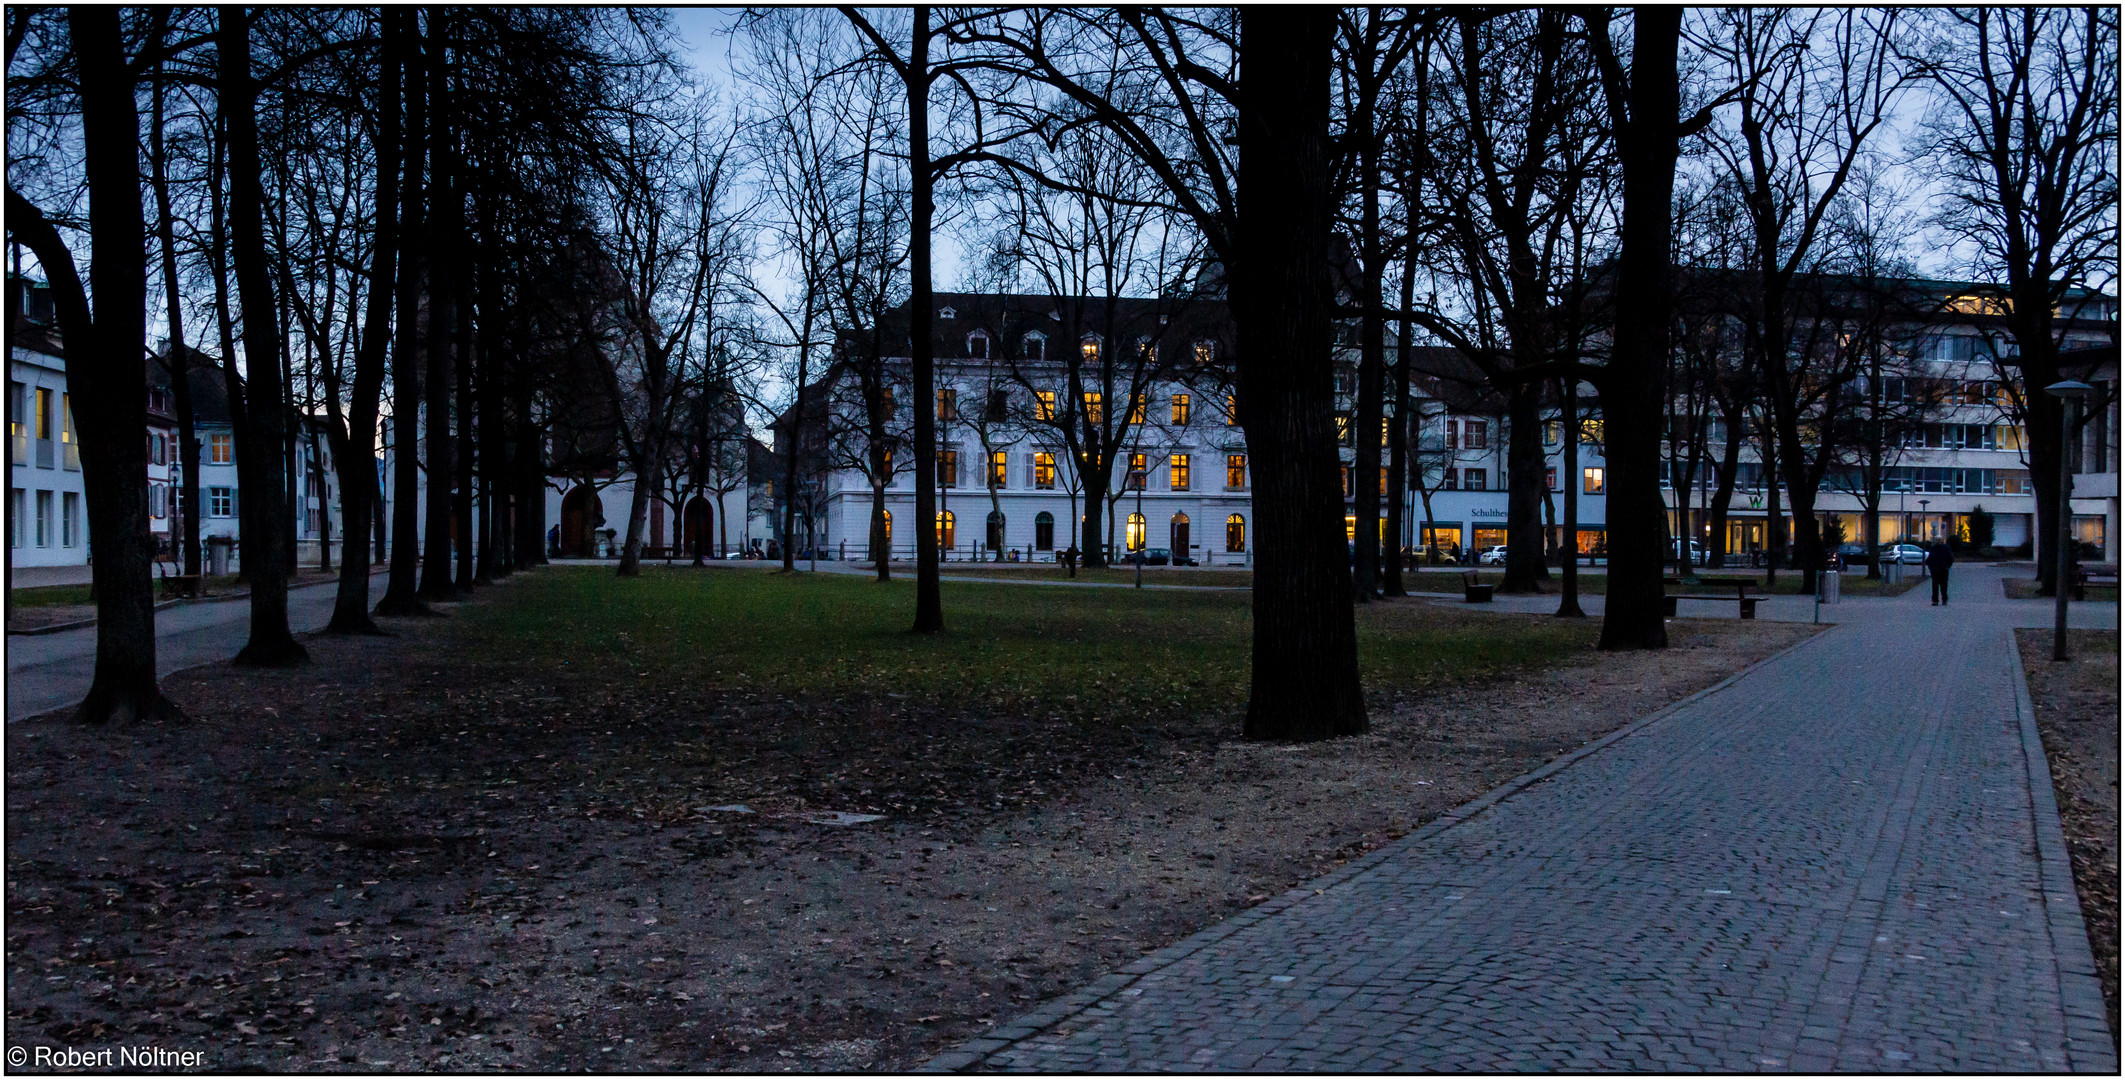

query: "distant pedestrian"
xmin=1062 ymin=544 xmax=1079 ymax=578
xmin=1926 ymin=541 xmax=1954 ymax=605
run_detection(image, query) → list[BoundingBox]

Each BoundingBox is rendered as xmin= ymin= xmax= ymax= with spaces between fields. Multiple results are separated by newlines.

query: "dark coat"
xmin=1924 ymin=544 xmax=1954 ymax=572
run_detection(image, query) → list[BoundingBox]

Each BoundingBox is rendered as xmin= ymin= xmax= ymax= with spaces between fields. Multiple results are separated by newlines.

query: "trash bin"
xmin=1820 ymin=569 xmax=1840 ymax=604
xmin=206 ymin=535 xmax=233 ymax=576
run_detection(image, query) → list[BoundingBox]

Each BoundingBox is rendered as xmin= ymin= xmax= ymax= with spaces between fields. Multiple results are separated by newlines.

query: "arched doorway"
xmin=683 ymin=496 xmax=713 ymax=560
xmin=1034 ymin=511 xmax=1055 ymax=551
xmin=1170 ymin=512 xmax=1190 ymax=557
xmin=1126 ymin=512 xmax=1146 ymax=552
xmin=560 ymin=486 xmax=602 ymax=558
xmin=1226 ymin=513 xmax=1246 ymax=552
xmin=986 ymin=510 xmax=1005 ymax=552
xmin=936 ymin=509 xmax=955 ymax=550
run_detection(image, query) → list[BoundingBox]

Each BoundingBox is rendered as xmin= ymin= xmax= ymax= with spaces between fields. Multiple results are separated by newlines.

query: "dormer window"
xmin=1081 ymin=335 xmax=1101 ymax=361
xmin=939 ymin=306 xmax=957 ymax=320
xmin=1023 ymin=332 xmax=1047 ymax=361
xmin=967 ymin=332 xmax=990 ymax=360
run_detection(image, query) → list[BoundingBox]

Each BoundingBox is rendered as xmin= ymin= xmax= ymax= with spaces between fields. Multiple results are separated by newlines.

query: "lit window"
xmin=1171 ymin=394 xmax=1191 ymax=425
xmin=1226 ymin=454 xmax=1247 ymax=490
xmin=1578 ymin=420 xmax=1603 ymax=445
xmin=210 ymin=433 xmax=233 ymax=465
xmin=936 ymin=509 xmax=955 ymax=549
xmin=1169 ymin=453 xmax=1191 ymax=491
xmin=1225 ymin=513 xmax=1246 ymax=552
xmin=1082 ymin=392 xmax=1103 ymax=424
xmin=35 ymin=387 xmax=52 ymax=440
xmin=1128 ymin=394 xmax=1146 ymax=424
xmin=1335 ymin=413 xmax=1352 ymax=446
xmin=1036 ymin=391 xmax=1056 ymax=421
xmin=1544 ymin=422 xmax=1560 ymax=446
xmin=1196 ymin=341 xmax=1216 ymax=364
xmin=937 ymin=388 xmax=957 ymax=421
xmin=1225 ymin=394 xmax=1238 ymax=425
xmin=1127 ymin=452 xmax=1147 ymax=489
xmin=1583 ymin=467 xmax=1605 ymax=495
xmin=881 ymin=509 xmax=893 ymax=542
xmin=1125 ymin=511 xmax=1146 ymax=551
xmin=989 ymin=450 xmax=1009 ymax=488
xmin=1081 ymin=337 xmax=1100 ymax=361
xmin=1034 ymin=452 xmax=1056 ymax=490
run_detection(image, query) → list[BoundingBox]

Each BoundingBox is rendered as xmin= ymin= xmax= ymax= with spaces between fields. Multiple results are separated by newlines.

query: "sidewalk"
xmin=931 ymin=561 xmax=2117 ymax=1071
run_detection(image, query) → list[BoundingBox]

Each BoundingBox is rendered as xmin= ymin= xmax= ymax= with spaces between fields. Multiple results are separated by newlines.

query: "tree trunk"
xmin=376 ymin=13 xmax=430 ymax=617
xmin=1594 ymin=6 xmax=1678 ymax=651
xmin=1557 ymin=375 xmax=1584 ymax=617
xmin=4 ymin=9 xmax=178 ymax=722
xmin=513 ymin=382 xmax=546 ymax=569
xmin=1351 ymin=68 xmax=1385 ymax=602
xmin=150 ymin=57 xmax=202 ymax=581
xmin=1234 ymin=7 xmax=1366 ymax=741
xmin=327 ymin=7 xmax=405 ymax=634
xmin=908 ymin=6 xmax=942 ymax=631
xmin=222 ymin=8 xmax=308 ymax=667
xmin=418 ymin=14 xmax=458 ymax=603
xmin=453 ymin=258 xmax=476 ymax=589
xmin=1500 ymin=383 xmax=1546 ymax=592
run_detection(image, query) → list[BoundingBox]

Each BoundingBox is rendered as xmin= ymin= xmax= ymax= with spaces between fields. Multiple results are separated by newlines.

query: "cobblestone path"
xmin=930 ymin=563 xmax=2116 ymax=1071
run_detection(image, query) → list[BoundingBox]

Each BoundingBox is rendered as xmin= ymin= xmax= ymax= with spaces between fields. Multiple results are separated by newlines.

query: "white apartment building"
xmin=8 ymin=294 xmax=88 ymax=569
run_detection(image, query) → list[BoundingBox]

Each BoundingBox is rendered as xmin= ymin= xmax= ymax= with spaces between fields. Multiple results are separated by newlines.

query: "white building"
xmin=8 ymin=282 xmax=88 ymax=568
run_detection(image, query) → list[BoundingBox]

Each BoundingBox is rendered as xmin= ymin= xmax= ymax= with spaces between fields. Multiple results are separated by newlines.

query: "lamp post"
xmin=2046 ymin=380 xmax=2093 ymax=661
xmin=1128 ymin=468 xmax=1147 ymax=589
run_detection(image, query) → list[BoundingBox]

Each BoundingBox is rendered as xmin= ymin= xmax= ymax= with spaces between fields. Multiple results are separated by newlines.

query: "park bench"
xmin=1663 ymin=576 xmax=1760 ymax=620
xmin=160 ymin=574 xmax=202 ymax=599
xmin=1461 ymin=569 xmax=1495 ymax=603
xmin=2070 ymin=566 xmax=2118 ymax=600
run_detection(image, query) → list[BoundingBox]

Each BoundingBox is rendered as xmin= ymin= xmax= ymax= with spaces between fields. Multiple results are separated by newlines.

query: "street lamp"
xmin=1127 ymin=468 xmax=1147 ymax=589
xmin=1918 ymin=498 xmax=1930 ymax=544
xmin=2046 ymin=379 xmax=2093 ymax=661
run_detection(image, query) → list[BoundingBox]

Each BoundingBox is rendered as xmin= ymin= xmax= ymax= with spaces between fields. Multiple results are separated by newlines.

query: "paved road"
xmin=5 ymin=575 xmax=373 ymax=721
xmin=932 ymin=562 xmax=2118 ymax=1072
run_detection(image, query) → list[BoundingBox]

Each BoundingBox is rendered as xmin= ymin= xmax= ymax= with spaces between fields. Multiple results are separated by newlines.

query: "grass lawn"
xmin=931 ymin=564 xmax=1251 ymax=588
xmin=7 ymin=583 xmax=94 ymax=607
xmin=461 ymin=566 xmax=1596 ymax=724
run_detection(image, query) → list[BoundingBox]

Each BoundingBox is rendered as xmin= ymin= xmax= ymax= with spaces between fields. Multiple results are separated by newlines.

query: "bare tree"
xmin=1690 ymin=7 xmax=1917 ymax=592
xmin=1912 ymin=7 xmax=2119 ymax=594
xmin=6 ymin=8 xmax=181 ymax=721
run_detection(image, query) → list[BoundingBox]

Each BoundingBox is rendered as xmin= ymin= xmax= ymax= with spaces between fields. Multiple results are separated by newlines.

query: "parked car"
xmin=1476 ymin=545 xmax=1509 ymax=566
xmin=1668 ymin=539 xmax=1708 ymax=566
xmin=1880 ymin=543 xmax=1928 ymax=565
xmin=1123 ymin=548 xmax=1172 ymax=566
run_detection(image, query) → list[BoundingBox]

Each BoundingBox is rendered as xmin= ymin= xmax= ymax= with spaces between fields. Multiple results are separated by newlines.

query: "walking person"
xmin=1062 ymin=544 xmax=1079 ymax=578
xmin=1926 ymin=540 xmax=1954 ymax=605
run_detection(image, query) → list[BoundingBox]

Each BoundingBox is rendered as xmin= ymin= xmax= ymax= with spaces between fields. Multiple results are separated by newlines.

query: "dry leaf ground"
xmin=2018 ymin=628 xmax=2120 ymax=1052
xmin=6 ymin=566 xmax=1815 ymax=1071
